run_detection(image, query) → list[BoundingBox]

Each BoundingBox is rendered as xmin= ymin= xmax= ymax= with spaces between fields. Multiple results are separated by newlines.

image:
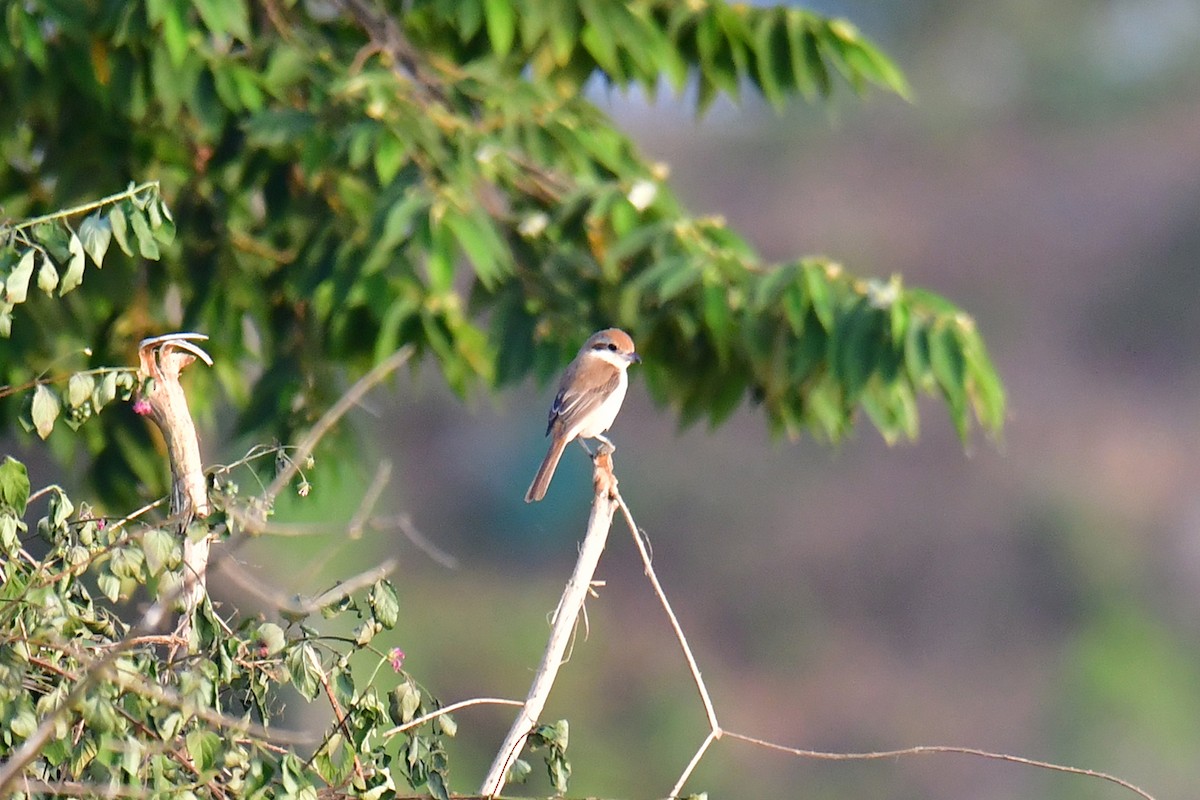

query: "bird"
xmin=525 ymin=328 xmax=641 ymax=502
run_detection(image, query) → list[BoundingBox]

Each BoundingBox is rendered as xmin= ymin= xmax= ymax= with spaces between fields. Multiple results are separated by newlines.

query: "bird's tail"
xmin=525 ymin=435 xmax=569 ymax=502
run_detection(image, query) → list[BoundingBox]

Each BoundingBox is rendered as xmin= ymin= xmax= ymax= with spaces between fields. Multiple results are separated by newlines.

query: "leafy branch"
xmin=0 ymin=181 xmax=174 ymax=336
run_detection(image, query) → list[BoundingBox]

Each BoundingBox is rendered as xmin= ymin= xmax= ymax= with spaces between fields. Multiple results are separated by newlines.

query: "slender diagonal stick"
xmin=616 ymin=494 xmax=721 ymax=797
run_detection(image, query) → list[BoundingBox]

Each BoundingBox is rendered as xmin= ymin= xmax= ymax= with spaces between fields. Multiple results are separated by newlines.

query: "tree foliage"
xmin=1 ymin=0 xmax=1003 ymax=499
xmin=0 ymin=452 xmax=463 ymax=799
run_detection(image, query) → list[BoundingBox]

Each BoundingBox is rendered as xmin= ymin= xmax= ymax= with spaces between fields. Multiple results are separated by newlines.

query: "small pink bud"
xmin=389 ymin=647 xmax=406 ymax=672
xmin=132 ymin=398 xmax=152 ymax=416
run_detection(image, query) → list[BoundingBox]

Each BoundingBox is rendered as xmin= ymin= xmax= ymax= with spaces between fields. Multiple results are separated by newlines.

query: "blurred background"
xmin=225 ymin=1 xmax=1200 ymax=797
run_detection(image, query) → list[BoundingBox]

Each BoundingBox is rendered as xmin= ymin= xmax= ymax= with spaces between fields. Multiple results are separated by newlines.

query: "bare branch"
xmin=218 ymin=556 xmax=396 ymax=618
xmin=721 ymin=732 xmax=1158 ymax=800
xmin=478 ymin=457 xmax=620 ymax=797
xmin=382 ymin=697 xmax=524 ymax=739
xmin=244 ymin=346 xmax=414 ymax=530
xmin=136 ymin=332 xmax=213 ymax=648
xmin=373 ymin=512 xmax=459 ymax=569
xmin=617 ymin=495 xmax=720 ymax=732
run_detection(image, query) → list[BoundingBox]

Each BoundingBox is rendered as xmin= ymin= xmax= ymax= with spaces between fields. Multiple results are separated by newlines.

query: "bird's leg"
xmin=592 ymin=433 xmax=615 ymax=456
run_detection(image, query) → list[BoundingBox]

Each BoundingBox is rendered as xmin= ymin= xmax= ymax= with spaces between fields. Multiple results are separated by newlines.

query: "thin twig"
xmin=218 ymin=557 xmax=396 ymax=618
xmin=616 ymin=495 xmax=719 ymax=731
xmin=15 ymin=779 xmax=156 ymax=799
xmin=316 ymin=666 xmax=367 ymax=785
xmin=382 ymin=697 xmax=524 ymax=739
xmin=721 ymin=732 xmax=1158 ymax=800
xmin=250 ymin=346 xmax=413 ymax=527
xmin=347 ymin=460 xmax=392 ymax=539
xmin=672 ymin=729 xmax=719 ymax=799
xmin=1 ymin=181 xmax=159 ymax=234
xmin=373 ymin=511 xmax=459 ymax=569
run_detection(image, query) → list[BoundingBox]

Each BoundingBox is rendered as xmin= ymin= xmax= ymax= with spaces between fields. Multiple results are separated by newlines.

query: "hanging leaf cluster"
xmin=0 ymin=182 xmax=173 ymax=337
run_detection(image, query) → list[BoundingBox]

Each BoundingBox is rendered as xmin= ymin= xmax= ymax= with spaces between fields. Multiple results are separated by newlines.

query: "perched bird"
xmin=525 ymin=328 xmax=641 ymax=502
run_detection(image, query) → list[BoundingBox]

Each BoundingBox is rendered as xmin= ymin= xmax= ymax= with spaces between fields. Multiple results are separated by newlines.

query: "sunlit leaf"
xmin=186 ymin=730 xmax=222 ymax=775
xmin=483 ymin=0 xmax=515 ymax=56
xmin=129 ymin=207 xmax=160 ymax=259
xmin=31 ymin=384 xmax=61 ymax=439
xmin=0 ymin=456 xmax=30 ymax=515
xmin=369 ymin=579 xmax=400 ymax=629
xmin=6 ymin=249 xmax=35 ymax=304
xmin=78 ymin=213 xmax=112 ymax=268
xmin=66 ymin=373 xmax=95 ymax=409
xmin=109 ymin=204 xmax=133 ymax=256
xmin=36 ymin=252 xmax=59 ymax=294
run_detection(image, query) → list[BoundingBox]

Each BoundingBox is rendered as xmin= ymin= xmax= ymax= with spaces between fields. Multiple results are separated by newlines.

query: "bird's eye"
xmin=607 ymin=343 xmax=618 ymax=351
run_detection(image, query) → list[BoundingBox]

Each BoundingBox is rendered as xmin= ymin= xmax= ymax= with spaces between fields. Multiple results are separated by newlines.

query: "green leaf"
xmin=844 ymin=35 xmax=910 ymax=99
xmin=79 ymin=213 xmax=113 ymax=267
xmin=193 ymin=0 xmax=250 ymax=40
xmin=286 ymin=644 xmax=323 ymax=701
xmin=92 ymin=371 xmax=119 ymax=410
xmin=36 ymin=253 xmax=59 ymax=294
xmin=257 ymin=622 xmax=286 ymax=656
xmin=548 ymin=754 xmax=571 ymax=794
xmin=507 ymin=758 xmax=532 ymax=784
xmin=186 ymin=730 xmax=222 ymax=775
xmin=803 ymin=262 xmax=835 ymax=330
xmin=959 ymin=322 xmax=1006 ymax=433
xmin=141 ymin=528 xmax=178 ymax=576
xmin=67 ymin=373 xmax=95 ymax=408
xmin=832 ymin=299 xmax=880 ymax=401
xmin=929 ymin=320 xmax=968 ymax=437
xmin=579 ymin=0 xmax=621 ymax=76
xmin=60 ymin=244 xmax=85 ymax=296
xmin=0 ymin=513 xmax=20 ymax=556
xmin=109 ymin=205 xmax=133 ymax=256
xmin=787 ymin=12 xmax=827 ymax=99
xmin=31 ymin=384 xmax=61 ymax=439
xmin=483 ymin=0 xmax=515 ymax=56
xmin=435 ymin=712 xmax=457 ymax=737
xmin=455 ymin=0 xmax=484 ymax=40
xmin=656 ymin=259 xmax=701 ymax=301
xmin=148 ymin=197 xmax=177 ymax=243
xmin=389 ymin=680 xmax=421 ymax=724
xmin=154 ymin=0 xmax=189 ymax=66
xmin=374 ymin=132 xmax=408 ymax=185
xmin=903 ymin=317 xmax=934 ymax=391
xmin=444 ymin=208 xmax=507 ymax=288
xmin=369 ymin=579 xmax=400 ymax=629
xmin=97 ymin=572 xmax=121 ymax=603
xmin=244 ymin=108 xmax=317 ymax=147
xmin=752 ymin=10 xmax=786 ymax=110
xmin=46 ymin=486 xmax=74 ymax=529
xmin=0 ymin=456 xmax=30 ymax=515
xmin=427 ymin=770 xmax=450 ymax=800
xmin=8 ymin=704 xmax=37 ymax=739
xmin=6 ymin=249 xmax=35 ymax=304
xmin=129 ymin=207 xmax=161 ymax=259
xmin=702 ymin=283 xmax=732 ymax=361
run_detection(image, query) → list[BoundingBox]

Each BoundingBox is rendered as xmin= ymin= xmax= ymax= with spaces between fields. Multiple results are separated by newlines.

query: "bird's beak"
xmin=628 ymin=353 xmax=642 ymax=364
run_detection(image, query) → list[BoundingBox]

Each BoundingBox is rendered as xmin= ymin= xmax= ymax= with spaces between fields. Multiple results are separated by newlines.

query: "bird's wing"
xmin=546 ymin=369 xmax=622 ymax=436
